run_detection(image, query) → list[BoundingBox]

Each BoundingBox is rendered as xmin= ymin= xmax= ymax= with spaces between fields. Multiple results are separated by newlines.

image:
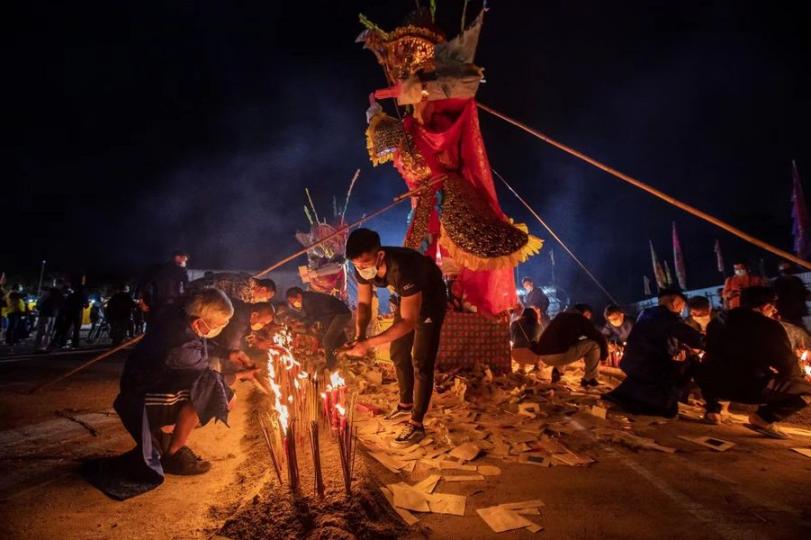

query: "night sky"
xmin=6 ymin=1 xmax=809 ymax=305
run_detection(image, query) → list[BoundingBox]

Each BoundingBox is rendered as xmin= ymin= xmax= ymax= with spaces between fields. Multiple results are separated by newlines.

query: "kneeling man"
xmin=114 ymin=288 xmax=255 ymax=476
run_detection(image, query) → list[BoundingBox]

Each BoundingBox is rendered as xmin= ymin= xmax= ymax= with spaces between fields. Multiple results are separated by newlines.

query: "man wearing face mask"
xmin=696 ymin=286 xmax=811 ymax=436
xmin=722 ymin=262 xmax=765 ymax=310
xmin=114 ymin=288 xmax=257 ymax=478
xmin=604 ymin=288 xmax=705 ymax=418
xmin=285 ymin=287 xmax=351 ymax=370
xmin=684 ymin=296 xmax=713 ymax=334
xmin=342 ymin=228 xmax=447 ymax=446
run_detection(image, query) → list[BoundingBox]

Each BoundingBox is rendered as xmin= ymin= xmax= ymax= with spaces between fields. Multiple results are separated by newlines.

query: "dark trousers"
xmin=5 ymin=312 xmax=23 ymax=345
xmin=703 ymin=376 xmax=811 ymax=423
xmin=390 ymin=306 xmax=445 ymax=423
xmin=322 ymin=313 xmax=351 ymax=370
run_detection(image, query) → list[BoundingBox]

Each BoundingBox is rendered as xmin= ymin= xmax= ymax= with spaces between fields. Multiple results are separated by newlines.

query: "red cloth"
xmin=397 ymin=98 xmax=517 ymax=315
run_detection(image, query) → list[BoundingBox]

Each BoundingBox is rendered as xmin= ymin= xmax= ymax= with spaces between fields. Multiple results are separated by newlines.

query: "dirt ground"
xmin=1 ymin=351 xmax=811 ymax=539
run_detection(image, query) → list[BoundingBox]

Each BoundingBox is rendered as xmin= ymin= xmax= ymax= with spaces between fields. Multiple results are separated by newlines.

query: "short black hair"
xmin=572 ymin=303 xmax=593 ymax=315
xmin=172 ymin=250 xmax=189 ymax=258
xmin=740 ymin=286 xmax=776 ymax=310
xmin=255 ymin=278 xmax=276 ymax=292
xmin=521 ymin=277 xmax=534 ymax=284
xmin=521 ymin=307 xmax=538 ymax=322
xmin=603 ymin=304 xmax=624 ymax=318
xmin=658 ymin=287 xmax=686 ymax=301
xmin=286 ymin=286 xmax=304 ymax=299
xmin=687 ymin=296 xmax=711 ymax=311
xmin=346 ymin=228 xmax=381 ymax=260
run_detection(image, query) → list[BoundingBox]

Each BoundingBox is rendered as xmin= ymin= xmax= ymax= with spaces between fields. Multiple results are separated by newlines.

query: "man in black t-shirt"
xmin=342 ymin=228 xmax=447 ymax=446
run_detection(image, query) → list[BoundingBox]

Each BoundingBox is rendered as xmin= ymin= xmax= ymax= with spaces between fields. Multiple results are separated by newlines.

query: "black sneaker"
xmin=580 ymin=378 xmax=599 ymax=388
xmin=551 ymin=368 xmax=562 ymax=383
xmin=391 ymin=423 xmax=425 ymax=447
xmin=385 ymin=404 xmax=413 ymax=420
xmin=161 ymin=446 xmax=211 ymax=475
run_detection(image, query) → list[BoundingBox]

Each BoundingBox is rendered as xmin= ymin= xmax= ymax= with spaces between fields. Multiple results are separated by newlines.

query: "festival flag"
xmin=649 ymin=240 xmax=667 ymax=289
xmin=713 ymin=239 xmax=725 ymax=274
xmin=643 ymin=275 xmax=652 ymax=296
xmin=791 ymin=160 xmax=811 ymax=260
xmin=664 ymin=260 xmax=674 ymax=288
xmin=671 ymin=222 xmax=687 ymax=290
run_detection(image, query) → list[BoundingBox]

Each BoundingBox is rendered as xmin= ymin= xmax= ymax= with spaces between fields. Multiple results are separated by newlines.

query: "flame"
xmin=275 ymin=403 xmax=289 ymax=433
xmin=802 ymin=350 xmax=809 ymax=362
xmin=335 ymin=404 xmax=346 ymax=416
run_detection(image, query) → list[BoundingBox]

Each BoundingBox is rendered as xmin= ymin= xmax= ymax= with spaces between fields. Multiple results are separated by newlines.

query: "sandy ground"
xmin=1 ymin=352 xmax=811 ymax=539
xmin=0 ymin=351 xmax=262 ymax=540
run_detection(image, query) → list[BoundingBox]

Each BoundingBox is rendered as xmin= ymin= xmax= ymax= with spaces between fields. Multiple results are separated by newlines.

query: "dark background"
xmin=4 ymin=1 xmax=809 ymax=306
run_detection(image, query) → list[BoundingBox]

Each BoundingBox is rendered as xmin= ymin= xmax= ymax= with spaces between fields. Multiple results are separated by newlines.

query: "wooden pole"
xmin=477 ymin=102 xmax=811 ymax=271
xmin=29 ymin=334 xmax=143 ymax=394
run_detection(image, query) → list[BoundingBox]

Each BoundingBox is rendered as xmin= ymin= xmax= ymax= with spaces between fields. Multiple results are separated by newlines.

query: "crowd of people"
xmin=6 ymin=243 xmax=811 ymax=487
xmin=511 ymin=259 xmax=811 ymax=439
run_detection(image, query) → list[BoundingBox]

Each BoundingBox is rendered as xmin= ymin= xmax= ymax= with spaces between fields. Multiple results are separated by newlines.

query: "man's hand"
xmin=342 ymin=339 xmax=371 ymax=357
xmin=235 ymin=367 xmax=260 ymax=381
xmin=228 ymin=350 xmax=254 ymax=369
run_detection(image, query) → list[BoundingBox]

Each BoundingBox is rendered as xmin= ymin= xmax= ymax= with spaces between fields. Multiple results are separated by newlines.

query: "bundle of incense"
xmin=284 ymin=420 xmax=300 ymax=492
xmin=257 ymin=412 xmax=282 ymax=484
xmin=308 ymin=420 xmax=325 ymax=497
xmin=336 ymin=394 xmax=357 ymax=496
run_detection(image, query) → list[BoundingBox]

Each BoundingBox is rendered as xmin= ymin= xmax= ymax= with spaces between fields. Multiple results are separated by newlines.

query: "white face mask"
xmin=693 ymin=315 xmax=711 ymax=330
xmin=250 ymin=322 xmax=265 ymax=331
xmin=356 ymin=252 xmax=382 ymax=280
xmin=734 ymin=269 xmax=746 ymax=277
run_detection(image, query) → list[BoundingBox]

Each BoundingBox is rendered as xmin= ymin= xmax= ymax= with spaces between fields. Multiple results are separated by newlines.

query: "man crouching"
xmin=114 ymin=288 xmax=255 ymax=476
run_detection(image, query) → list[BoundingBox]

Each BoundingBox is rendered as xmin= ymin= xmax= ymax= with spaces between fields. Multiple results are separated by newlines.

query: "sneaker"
xmin=551 ymin=368 xmax=562 ymax=384
xmin=161 ymin=446 xmax=211 ymax=475
xmin=385 ymin=404 xmax=413 ymax=421
xmin=580 ymin=378 xmax=599 ymax=388
xmin=391 ymin=422 xmax=426 ymax=447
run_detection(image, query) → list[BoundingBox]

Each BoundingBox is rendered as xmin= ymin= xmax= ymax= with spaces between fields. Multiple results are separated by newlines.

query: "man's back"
xmin=534 ymin=311 xmax=605 ymax=356
xmin=701 ymin=309 xmax=798 ymax=393
xmin=621 ymin=306 xmax=703 ymax=380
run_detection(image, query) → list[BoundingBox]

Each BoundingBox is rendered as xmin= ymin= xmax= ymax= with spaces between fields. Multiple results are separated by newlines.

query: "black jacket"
xmin=531 ymin=311 xmax=608 ymax=359
xmin=697 ymin=308 xmax=800 ymax=396
xmin=620 ymin=305 xmax=704 ymax=383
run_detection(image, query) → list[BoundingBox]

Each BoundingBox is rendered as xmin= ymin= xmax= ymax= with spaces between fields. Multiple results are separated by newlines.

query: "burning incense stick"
xmin=309 ymin=420 xmax=325 ymax=497
xmin=257 ymin=412 xmax=282 ymax=484
xmin=336 ymin=393 xmax=357 ymax=496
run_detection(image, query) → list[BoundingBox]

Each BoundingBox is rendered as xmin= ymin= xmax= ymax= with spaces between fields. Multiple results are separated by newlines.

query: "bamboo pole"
xmin=252 ymin=176 xmax=446 ymax=278
xmin=29 ymin=334 xmax=143 ymax=394
xmin=477 ymin=102 xmax=811 ymax=271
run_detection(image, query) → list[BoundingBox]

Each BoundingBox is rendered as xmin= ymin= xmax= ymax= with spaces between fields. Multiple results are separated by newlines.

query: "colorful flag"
xmin=791 ymin=160 xmax=811 ymax=260
xmin=649 ymin=240 xmax=667 ymax=289
xmin=671 ymin=222 xmax=687 ymax=290
xmin=713 ymin=239 xmax=725 ymax=274
xmin=664 ymin=260 xmax=674 ymax=288
xmin=643 ymin=275 xmax=652 ymax=296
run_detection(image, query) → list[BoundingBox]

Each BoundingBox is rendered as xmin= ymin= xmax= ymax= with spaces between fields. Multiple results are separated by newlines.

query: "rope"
xmin=478 ymin=102 xmax=811 ymax=271
xmin=492 ymin=168 xmax=620 ymax=305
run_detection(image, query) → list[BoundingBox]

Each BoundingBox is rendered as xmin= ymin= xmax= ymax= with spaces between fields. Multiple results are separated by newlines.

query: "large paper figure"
xmin=358 ymin=8 xmax=541 ymax=315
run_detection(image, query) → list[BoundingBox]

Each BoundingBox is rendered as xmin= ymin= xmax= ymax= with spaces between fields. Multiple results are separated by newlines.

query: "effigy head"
xmin=358 ymin=8 xmax=484 ymax=105
xmin=357 ymin=8 xmax=445 ymax=84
